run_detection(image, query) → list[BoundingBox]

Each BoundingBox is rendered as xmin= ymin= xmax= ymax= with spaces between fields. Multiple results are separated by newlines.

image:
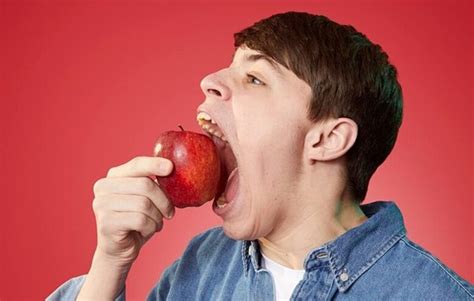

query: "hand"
xmin=91 ymin=156 xmax=175 ymax=268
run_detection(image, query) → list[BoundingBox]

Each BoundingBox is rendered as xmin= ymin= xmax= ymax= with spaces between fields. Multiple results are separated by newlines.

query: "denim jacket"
xmin=48 ymin=201 xmax=473 ymax=300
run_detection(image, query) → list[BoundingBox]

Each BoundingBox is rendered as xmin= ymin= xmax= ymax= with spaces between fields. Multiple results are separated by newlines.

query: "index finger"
xmin=107 ymin=156 xmax=173 ymax=178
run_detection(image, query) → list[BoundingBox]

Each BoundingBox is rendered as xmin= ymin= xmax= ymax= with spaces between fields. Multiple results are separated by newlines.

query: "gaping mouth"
xmin=197 ymin=111 xmax=238 ymax=207
xmin=197 ymin=111 xmax=227 ymax=142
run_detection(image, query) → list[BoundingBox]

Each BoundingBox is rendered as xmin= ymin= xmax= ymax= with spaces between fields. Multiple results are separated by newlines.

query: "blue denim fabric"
xmin=48 ymin=201 xmax=473 ymax=300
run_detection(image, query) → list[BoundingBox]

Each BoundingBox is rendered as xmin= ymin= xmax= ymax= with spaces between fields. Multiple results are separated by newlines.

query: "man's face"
xmin=197 ymin=46 xmax=313 ymax=240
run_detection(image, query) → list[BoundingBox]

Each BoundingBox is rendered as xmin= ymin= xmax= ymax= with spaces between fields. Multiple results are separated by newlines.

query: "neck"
xmin=258 ymin=171 xmax=368 ymax=269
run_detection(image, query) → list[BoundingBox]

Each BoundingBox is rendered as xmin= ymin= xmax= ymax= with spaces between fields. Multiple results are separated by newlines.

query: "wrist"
xmin=77 ymin=250 xmax=132 ymax=300
xmin=92 ymin=248 xmax=134 ymax=272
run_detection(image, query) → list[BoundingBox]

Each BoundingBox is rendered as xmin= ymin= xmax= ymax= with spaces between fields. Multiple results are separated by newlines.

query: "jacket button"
xmin=340 ymin=272 xmax=349 ymax=282
xmin=316 ymin=252 xmax=328 ymax=258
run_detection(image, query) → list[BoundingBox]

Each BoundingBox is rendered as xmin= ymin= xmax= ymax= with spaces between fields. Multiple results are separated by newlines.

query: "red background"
xmin=1 ymin=1 xmax=472 ymax=300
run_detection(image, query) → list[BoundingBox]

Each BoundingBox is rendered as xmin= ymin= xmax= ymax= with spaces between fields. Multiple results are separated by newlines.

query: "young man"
xmin=48 ymin=12 xmax=473 ymax=300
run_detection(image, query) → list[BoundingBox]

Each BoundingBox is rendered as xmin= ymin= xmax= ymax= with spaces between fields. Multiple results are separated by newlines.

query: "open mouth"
xmin=197 ymin=111 xmax=238 ymax=209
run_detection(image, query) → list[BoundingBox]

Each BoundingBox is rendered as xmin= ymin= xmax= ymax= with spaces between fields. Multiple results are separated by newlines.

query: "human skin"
xmin=78 ymin=45 xmax=370 ymax=299
xmin=77 ymin=157 xmax=175 ymax=300
xmin=198 ymin=46 xmax=369 ymax=269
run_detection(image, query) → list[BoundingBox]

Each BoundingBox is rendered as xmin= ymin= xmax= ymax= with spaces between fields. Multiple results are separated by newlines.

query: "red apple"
xmin=153 ymin=126 xmax=222 ymax=208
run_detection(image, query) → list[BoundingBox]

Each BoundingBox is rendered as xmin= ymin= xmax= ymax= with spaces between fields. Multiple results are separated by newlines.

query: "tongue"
xmin=224 ymin=168 xmax=239 ymax=202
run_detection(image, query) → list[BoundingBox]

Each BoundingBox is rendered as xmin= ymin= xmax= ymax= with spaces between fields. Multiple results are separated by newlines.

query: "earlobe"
xmin=305 ymin=118 xmax=358 ymax=162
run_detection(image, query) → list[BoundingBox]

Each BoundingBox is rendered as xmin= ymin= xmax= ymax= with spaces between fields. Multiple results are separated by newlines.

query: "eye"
xmin=246 ymin=73 xmax=265 ymax=86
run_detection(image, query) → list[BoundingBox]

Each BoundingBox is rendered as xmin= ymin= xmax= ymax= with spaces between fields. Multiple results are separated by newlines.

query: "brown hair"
xmin=234 ymin=12 xmax=403 ymax=203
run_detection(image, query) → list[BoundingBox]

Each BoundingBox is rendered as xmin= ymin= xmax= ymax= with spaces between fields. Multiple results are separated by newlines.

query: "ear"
xmin=305 ymin=118 xmax=358 ymax=163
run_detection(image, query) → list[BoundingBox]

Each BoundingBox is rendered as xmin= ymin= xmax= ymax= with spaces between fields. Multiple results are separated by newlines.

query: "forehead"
xmin=230 ymin=47 xmax=285 ymax=77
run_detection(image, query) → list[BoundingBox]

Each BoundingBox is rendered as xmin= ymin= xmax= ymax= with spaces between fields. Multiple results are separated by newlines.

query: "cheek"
xmin=235 ymin=105 xmax=305 ymax=193
xmin=239 ymin=125 xmax=299 ymax=199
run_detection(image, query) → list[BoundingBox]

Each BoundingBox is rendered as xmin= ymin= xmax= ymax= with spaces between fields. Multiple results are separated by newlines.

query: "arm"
xmin=47 ymin=156 xmax=175 ymax=300
xmin=147 ymin=259 xmax=181 ymax=300
xmin=46 ymin=274 xmax=126 ymax=301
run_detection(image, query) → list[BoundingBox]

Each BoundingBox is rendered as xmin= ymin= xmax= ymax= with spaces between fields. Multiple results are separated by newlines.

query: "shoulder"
xmin=168 ymin=226 xmax=244 ymax=276
xmin=378 ymin=236 xmax=473 ymax=299
xmin=399 ymin=238 xmax=473 ymax=292
xmin=148 ymin=226 xmax=244 ymax=300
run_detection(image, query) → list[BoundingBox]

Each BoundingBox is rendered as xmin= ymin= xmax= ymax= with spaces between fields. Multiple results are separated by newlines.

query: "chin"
xmin=222 ymin=215 xmax=270 ymax=241
xmin=222 ymin=223 xmax=248 ymax=240
xmin=222 ymin=221 xmax=257 ymax=241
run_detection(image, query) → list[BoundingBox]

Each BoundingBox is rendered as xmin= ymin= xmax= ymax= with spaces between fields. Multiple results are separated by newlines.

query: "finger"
xmin=93 ymin=194 xmax=163 ymax=225
xmin=110 ymin=211 xmax=161 ymax=238
xmin=94 ymin=177 xmax=175 ymax=219
xmin=107 ymin=156 xmax=173 ymax=178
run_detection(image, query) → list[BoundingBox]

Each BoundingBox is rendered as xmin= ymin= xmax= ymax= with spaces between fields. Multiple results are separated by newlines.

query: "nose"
xmin=200 ymin=70 xmax=231 ymax=101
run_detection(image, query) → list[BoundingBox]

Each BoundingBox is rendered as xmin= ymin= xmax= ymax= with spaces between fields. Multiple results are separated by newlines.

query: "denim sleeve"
xmin=147 ymin=259 xmax=181 ymax=301
xmin=46 ymin=275 xmax=126 ymax=301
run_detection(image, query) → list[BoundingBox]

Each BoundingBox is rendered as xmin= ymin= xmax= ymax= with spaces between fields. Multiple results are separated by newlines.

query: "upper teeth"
xmin=197 ymin=112 xmax=217 ymax=124
xmin=196 ymin=112 xmax=226 ymax=141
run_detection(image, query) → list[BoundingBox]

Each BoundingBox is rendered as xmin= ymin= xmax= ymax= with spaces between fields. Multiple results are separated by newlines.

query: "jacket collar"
xmin=241 ymin=200 xmax=407 ymax=293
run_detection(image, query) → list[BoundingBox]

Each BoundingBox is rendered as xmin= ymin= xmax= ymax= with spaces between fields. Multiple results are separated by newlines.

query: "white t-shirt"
xmin=260 ymin=252 xmax=306 ymax=301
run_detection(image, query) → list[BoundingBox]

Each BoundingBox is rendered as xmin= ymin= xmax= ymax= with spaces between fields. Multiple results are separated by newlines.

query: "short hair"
xmin=234 ymin=12 xmax=403 ymax=203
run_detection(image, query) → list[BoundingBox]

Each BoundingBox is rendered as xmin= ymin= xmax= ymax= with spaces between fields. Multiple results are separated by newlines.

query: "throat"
xmin=258 ymin=237 xmax=306 ymax=270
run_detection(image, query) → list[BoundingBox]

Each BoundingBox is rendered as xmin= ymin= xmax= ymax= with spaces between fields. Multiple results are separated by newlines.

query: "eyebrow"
xmin=231 ymin=52 xmax=284 ymax=75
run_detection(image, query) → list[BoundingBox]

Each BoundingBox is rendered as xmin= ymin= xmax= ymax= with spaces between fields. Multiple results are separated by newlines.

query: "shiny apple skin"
xmin=154 ymin=130 xmax=222 ymax=208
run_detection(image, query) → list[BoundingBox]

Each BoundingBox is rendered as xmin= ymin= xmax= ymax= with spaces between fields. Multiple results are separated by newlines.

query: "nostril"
xmin=207 ymin=88 xmax=222 ymax=97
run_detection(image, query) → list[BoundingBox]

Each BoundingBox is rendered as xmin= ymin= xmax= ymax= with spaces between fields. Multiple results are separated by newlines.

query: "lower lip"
xmin=213 ymin=168 xmax=240 ymax=217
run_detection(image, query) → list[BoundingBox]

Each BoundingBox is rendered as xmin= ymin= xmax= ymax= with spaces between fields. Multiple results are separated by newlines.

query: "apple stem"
xmin=178 ymin=125 xmax=185 ymax=131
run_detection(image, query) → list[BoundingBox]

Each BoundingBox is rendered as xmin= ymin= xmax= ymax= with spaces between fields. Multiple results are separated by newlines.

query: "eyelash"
xmin=246 ymin=73 xmax=265 ymax=86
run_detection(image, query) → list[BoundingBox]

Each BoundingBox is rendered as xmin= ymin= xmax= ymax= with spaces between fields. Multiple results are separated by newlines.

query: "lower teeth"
xmin=216 ymin=196 xmax=228 ymax=208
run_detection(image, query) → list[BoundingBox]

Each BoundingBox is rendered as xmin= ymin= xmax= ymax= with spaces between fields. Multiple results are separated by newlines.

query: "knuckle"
xmin=92 ymin=197 xmax=101 ymax=212
xmin=137 ymin=197 xmax=152 ymax=212
xmin=138 ymin=177 xmax=154 ymax=193
xmin=106 ymin=167 xmax=116 ymax=177
xmin=93 ymin=178 xmax=105 ymax=194
xmin=135 ymin=214 xmax=148 ymax=229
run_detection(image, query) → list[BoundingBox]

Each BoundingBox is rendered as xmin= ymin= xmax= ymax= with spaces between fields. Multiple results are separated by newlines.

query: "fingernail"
xmin=167 ymin=208 xmax=175 ymax=219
